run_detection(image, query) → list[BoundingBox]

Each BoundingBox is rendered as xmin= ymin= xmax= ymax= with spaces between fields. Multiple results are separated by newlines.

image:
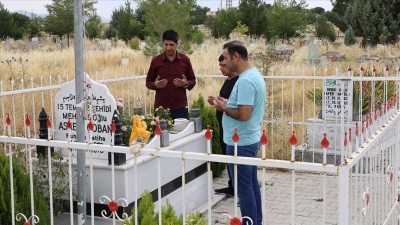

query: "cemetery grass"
xmin=1 ymin=38 xmax=399 ymax=160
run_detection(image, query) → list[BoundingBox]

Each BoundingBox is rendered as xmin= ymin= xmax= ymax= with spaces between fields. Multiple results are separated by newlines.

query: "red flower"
xmin=230 ymin=217 xmax=242 ymax=225
xmin=108 ymin=200 xmax=119 ymax=212
xmin=24 ymin=222 xmax=31 ymax=225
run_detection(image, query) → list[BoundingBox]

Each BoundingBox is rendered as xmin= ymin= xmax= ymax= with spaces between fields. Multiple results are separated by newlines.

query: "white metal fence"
xmin=1 ymin=65 xmax=400 ymax=225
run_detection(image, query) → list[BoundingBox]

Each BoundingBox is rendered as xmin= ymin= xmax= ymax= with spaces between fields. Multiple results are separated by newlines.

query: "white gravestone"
xmin=322 ymin=71 xmax=353 ymax=120
xmin=55 ymin=73 xmax=117 ymax=159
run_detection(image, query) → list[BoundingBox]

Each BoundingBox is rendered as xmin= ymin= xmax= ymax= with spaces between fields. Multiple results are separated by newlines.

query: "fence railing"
xmin=1 ymin=66 xmax=400 ymax=224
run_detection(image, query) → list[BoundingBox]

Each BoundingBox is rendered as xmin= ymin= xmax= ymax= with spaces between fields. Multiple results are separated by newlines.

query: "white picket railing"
xmin=1 ymin=66 xmax=400 ymax=225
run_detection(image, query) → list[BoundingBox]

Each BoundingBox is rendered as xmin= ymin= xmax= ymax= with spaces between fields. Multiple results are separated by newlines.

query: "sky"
xmin=0 ymin=0 xmax=333 ymax=20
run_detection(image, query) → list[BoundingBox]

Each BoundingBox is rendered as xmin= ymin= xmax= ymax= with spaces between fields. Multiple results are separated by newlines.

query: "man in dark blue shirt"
xmin=208 ymin=54 xmax=238 ymax=196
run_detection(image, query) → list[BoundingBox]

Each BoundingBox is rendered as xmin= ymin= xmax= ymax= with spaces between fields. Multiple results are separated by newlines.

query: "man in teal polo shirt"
xmin=213 ymin=41 xmax=266 ymax=225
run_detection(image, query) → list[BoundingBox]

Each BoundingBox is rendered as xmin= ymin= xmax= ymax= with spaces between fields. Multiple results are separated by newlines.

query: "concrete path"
xmin=208 ymin=168 xmax=339 ymax=225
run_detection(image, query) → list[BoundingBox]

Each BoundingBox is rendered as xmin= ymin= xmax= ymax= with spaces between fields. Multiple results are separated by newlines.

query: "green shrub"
xmin=0 ymin=151 xmax=50 ymax=224
xmin=191 ymin=94 xmax=226 ymax=178
xmin=128 ymin=38 xmax=140 ymax=50
xmin=33 ymin=151 xmax=76 ymax=216
xmin=344 ymin=26 xmax=357 ymax=46
xmin=123 ymin=191 xmax=206 ymax=225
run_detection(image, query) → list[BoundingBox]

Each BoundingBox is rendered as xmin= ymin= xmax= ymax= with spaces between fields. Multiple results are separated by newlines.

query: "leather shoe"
xmin=215 ymin=187 xmax=234 ymax=196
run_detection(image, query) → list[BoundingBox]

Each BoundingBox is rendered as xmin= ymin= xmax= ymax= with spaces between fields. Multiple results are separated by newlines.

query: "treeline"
xmin=1 ymin=0 xmax=399 ymax=55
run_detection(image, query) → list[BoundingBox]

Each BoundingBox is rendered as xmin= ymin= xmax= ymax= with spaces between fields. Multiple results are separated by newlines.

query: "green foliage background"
xmin=0 ymin=151 xmax=50 ymax=225
xmin=191 ymin=94 xmax=225 ymax=178
xmin=123 ymin=191 xmax=206 ymax=225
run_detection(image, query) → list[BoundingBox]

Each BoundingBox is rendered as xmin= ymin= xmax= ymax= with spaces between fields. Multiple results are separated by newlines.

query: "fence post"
xmin=37 ymin=107 xmax=53 ymax=157
xmin=108 ymin=109 xmax=126 ymax=165
xmin=338 ymin=165 xmax=349 ymax=225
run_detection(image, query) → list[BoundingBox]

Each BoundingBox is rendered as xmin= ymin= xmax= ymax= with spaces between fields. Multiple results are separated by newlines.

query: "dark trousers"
xmin=220 ymin=126 xmax=234 ymax=191
xmin=169 ymin=107 xmax=188 ymax=120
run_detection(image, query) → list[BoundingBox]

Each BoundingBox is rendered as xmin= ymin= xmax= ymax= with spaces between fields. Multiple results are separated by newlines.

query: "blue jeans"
xmin=227 ymin=142 xmax=262 ymax=225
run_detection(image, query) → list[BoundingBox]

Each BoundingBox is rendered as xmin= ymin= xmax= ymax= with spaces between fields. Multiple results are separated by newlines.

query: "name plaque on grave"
xmin=55 ymin=73 xmax=116 ymax=159
xmin=322 ymin=71 xmax=353 ymax=120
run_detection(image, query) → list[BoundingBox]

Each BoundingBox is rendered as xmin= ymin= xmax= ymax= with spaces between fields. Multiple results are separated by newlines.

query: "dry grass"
xmin=1 ymin=37 xmax=399 ymax=160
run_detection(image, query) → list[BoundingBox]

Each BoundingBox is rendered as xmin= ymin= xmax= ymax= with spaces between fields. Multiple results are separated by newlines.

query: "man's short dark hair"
xmin=222 ymin=41 xmax=248 ymax=61
xmin=163 ymin=29 xmax=179 ymax=43
xmin=218 ymin=54 xmax=224 ymax=62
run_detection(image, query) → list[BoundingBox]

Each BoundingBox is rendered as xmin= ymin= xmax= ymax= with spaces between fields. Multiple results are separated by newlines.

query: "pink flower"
xmin=116 ymin=98 xmax=124 ymax=107
xmin=121 ymin=126 xmax=127 ymax=131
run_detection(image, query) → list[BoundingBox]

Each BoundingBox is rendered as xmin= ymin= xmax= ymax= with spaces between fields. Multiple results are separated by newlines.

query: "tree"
xmin=325 ymin=11 xmax=347 ymax=33
xmin=137 ymin=0 xmax=204 ymax=57
xmin=85 ymin=13 xmax=103 ymax=39
xmin=44 ymin=0 xmax=97 ymax=46
xmin=215 ymin=8 xmax=240 ymax=39
xmin=191 ymin=4 xmax=210 ymax=25
xmin=28 ymin=15 xmax=44 ymax=38
xmin=203 ymin=15 xmax=218 ymax=38
xmin=10 ymin=13 xmax=31 ymax=40
xmin=0 ymin=3 xmax=16 ymax=40
xmin=238 ymin=0 xmax=268 ymax=36
xmin=310 ymin=7 xmax=325 ymax=15
xmin=315 ymin=15 xmax=336 ymax=43
xmin=109 ymin=0 xmax=143 ymax=43
xmin=331 ymin=0 xmax=352 ymax=15
xmin=266 ymin=0 xmax=308 ymax=43
xmin=345 ymin=0 xmax=400 ymax=46
xmin=344 ymin=26 xmax=356 ymax=46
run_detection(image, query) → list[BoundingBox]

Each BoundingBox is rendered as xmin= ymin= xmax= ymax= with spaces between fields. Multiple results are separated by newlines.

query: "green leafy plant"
xmin=128 ymin=38 xmax=140 ymax=50
xmin=353 ymin=69 xmax=397 ymax=115
xmin=191 ymin=94 xmax=225 ymax=178
xmin=116 ymin=98 xmax=133 ymax=146
xmin=123 ymin=190 xmax=206 ymax=225
xmin=306 ymin=87 xmax=323 ymax=109
xmin=0 ymin=151 xmax=51 ymax=224
xmin=33 ymin=151 xmax=76 ymax=216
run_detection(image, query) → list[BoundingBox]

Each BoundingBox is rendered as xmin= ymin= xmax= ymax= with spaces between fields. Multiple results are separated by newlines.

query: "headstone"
xmin=321 ymin=71 xmax=353 ymax=120
xmin=15 ymin=39 xmax=23 ymax=50
xmin=97 ymin=43 xmax=105 ymax=50
xmin=105 ymin=39 xmax=111 ymax=49
xmin=140 ymin=41 xmax=146 ymax=49
xmin=55 ymin=43 xmax=61 ymax=50
xmin=308 ymin=43 xmax=318 ymax=59
xmin=61 ymin=39 xmax=68 ymax=49
xmin=25 ymin=41 xmax=32 ymax=51
xmin=55 ymin=73 xmax=117 ymax=159
xmin=121 ymin=58 xmax=129 ymax=65
xmin=248 ymin=43 xmax=257 ymax=51
xmin=31 ymin=41 xmax=39 ymax=50
xmin=4 ymin=40 xmax=11 ymax=51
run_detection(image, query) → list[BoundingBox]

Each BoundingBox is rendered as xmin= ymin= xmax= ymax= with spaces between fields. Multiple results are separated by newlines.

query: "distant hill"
xmin=14 ymin=10 xmax=110 ymax=23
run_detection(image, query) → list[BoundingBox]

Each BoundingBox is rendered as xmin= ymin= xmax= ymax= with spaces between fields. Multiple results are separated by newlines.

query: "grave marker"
xmin=55 ymin=73 xmax=117 ymax=159
xmin=4 ymin=40 xmax=11 ymax=51
xmin=322 ymin=71 xmax=353 ymax=120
